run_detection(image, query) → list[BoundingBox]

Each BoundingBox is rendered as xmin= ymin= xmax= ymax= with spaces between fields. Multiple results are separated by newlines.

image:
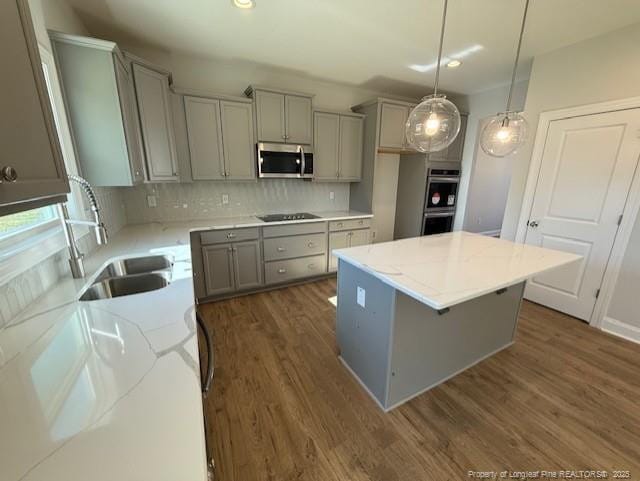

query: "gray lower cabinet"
xmin=265 ymin=255 xmax=327 ymax=285
xmin=329 ymin=227 xmax=371 ymax=271
xmin=1 ymin=0 xmax=69 ymax=212
xmin=232 ymin=241 xmax=263 ymax=290
xmin=202 ymin=244 xmax=235 ymax=296
xmin=202 ymin=240 xmax=263 ymax=296
xmin=132 ymin=63 xmax=179 ymax=182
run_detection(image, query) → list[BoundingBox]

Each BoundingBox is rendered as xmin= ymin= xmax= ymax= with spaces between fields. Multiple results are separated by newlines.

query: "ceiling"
xmin=64 ymin=0 xmax=640 ymax=95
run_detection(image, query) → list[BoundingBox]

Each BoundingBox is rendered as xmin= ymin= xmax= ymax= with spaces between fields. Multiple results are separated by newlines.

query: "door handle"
xmin=528 ymin=220 xmax=539 ymax=228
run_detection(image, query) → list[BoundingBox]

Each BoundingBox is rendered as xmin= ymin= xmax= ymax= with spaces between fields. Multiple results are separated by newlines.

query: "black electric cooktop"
xmin=258 ymin=212 xmax=321 ymax=222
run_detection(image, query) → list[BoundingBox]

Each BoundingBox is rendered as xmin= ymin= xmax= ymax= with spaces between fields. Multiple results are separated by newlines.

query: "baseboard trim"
xmin=601 ymin=316 xmax=640 ymax=344
xmin=477 ymin=229 xmax=501 ymax=238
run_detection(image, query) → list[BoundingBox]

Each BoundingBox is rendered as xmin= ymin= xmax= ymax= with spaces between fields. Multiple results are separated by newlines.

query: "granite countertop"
xmin=333 ymin=231 xmax=581 ymax=310
xmin=0 ymin=210 xmax=372 ymax=481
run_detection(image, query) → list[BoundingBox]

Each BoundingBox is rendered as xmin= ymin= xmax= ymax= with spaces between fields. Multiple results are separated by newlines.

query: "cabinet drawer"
xmin=262 ymin=222 xmax=326 ymax=238
xmin=329 ymin=218 xmax=371 ymax=231
xmin=265 ymin=255 xmax=327 ymax=284
xmin=200 ymin=227 xmax=259 ymax=245
xmin=263 ymin=233 xmax=327 ymax=261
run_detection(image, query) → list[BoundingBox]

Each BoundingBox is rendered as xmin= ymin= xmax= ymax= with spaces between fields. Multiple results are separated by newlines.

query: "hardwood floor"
xmin=199 ymin=278 xmax=640 ymax=481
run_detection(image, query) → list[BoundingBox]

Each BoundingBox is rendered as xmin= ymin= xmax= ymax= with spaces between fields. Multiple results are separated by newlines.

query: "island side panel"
xmin=336 ymin=259 xmax=396 ymax=408
xmin=387 ymin=282 xmax=525 ymax=410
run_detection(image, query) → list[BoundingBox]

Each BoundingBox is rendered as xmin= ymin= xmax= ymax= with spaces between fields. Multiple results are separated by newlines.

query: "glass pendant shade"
xmin=480 ymin=112 xmax=528 ymax=157
xmin=405 ymin=94 xmax=461 ymax=153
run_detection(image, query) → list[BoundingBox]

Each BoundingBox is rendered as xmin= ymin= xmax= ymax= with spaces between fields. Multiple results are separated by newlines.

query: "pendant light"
xmin=405 ymin=0 xmax=461 ymax=154
xmin=480 ymin=0 xmax=530 ymax=157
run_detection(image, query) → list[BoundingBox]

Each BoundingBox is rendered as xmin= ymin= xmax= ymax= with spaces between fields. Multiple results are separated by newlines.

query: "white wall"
xmin=499 ymin=22 xmax=640 ymax=338
xmin=502 ymin=22 xmax=640 ymax=240
xmin=455 ymin=80 xmax=528 ymax=233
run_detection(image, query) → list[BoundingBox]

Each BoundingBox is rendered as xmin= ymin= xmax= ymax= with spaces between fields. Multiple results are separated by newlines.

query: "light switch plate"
xmin=222 ymin=194 xmax=229 ymax=205
xmin=357 ymin=286 xmax=366 ymax=308
xmin=146 ymin=195 xmax=157 ymax=208
xmin=329 ymin=191 xmax=335 ymax=200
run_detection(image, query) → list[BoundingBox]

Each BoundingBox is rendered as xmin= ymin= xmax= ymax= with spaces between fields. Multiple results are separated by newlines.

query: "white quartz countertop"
xmin=0 ymin=210 xmax=372 ymax=481
xmin=333 ymin=231 xmax=582 ymax=310
xmin=0 ymin=222 xmax=207 ymax=481
xmin=169 ymin=209 xmax=372 ymax=231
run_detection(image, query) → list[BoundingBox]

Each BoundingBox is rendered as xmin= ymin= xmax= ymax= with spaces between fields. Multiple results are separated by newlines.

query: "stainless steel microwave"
xmin=257 ymin=143 xmax=313 ymax=179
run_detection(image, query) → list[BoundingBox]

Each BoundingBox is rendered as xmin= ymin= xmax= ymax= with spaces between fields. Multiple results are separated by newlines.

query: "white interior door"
xmin=524 ymin=108 xmax=640 ymax=321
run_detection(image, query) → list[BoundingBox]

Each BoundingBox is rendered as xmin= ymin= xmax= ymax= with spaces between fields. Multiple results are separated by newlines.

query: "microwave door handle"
xmin=299 ymin=145 xmax=306 ymax=177
xmin=429 ymin=176 xmax=460 ymax=183
xmin=425 ymin=211 xmax=455 ymax=218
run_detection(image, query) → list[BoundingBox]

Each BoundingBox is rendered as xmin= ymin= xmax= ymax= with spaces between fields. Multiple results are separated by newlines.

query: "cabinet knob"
xmin=277 ymin=247 xmax=286 ymax=252
xmin=1 ymin=166 xmax=18 ymax=183
xmin=278 ymin=268 xmax=287 ymax=274
xmin=307 ymin=242 xmax=315 ymax=248
xmin=308 ymin=264 xmax=316 ymax=269
xmin=358 ymin=220 xmax=363 ymax=225
xmin=337 ymin=222 xmax=343 ymax=228
xmin=227 ymin=233 xmax=236 ymax=239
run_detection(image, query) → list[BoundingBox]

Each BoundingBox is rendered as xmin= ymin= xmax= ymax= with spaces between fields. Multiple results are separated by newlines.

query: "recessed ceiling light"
xmin=447 ymin=60 xmax=461 ymax=68
xmin=232 ymin=0 xmax=255 ymax=9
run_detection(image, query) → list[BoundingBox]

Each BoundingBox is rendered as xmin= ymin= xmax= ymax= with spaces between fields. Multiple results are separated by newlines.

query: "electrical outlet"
xmin=222 ymin=194 xmax=229 ymax=205
xmin=329 ymin=191 xmax=335 ymax=200
xmin=146 ymin=195 xmax=157 ymax=208
xmin=357 ymin=286 xmax=366 ymax=308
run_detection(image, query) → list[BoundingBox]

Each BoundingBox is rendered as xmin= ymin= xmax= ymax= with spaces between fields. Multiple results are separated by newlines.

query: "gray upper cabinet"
xmin=313 ymin=111 xmax=363 ymax=182
xmin=379 ymin=102 xmax=410 ymax=150
xmin=220 ymin=101 xmax=255 ymax=180
xmin=51 ymin=32 xmax=144 ymax=188
xmin=285 ymin=95 xmax=312 ymax=144
xmin=313 ymin=112 xmax=340 ymax=180
xmin=254 ymin=90 xmax=285 ymax=142
xmin=338 ymin=115 xmax=364 ymax=181
xmin=0 ymin=1 xmax=69 ymax=212
xmin=132 ymin=63 xmax=179 ymax=182
xmin=185 ymin=95 xmax=255 ymax=181
xmin=247 ymin=86 xmax=313 ymax=144
xmin=184 ymin=97 xmax=225 ymax=180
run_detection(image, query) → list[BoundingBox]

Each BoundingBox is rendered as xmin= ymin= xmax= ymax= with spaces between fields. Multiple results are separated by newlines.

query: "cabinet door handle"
xmin=227 ymin=233 xmax=236 ymax=239
xmin=227 ymin=247 xmax=232 ymax=252
xmin=277 ymin=247 xmax=286 ymax=252
xmin=0 ymin=166 xmax=18 ymax=183
xmin=337 ymin=222 xmax=343 ymax=228
xmin=278 ymin=268 xmax=287 ymax=274
xmin=307 ymin=242 xmax=316 ymax=248
xmin=358 ymin=220 xmax=364 ymax=225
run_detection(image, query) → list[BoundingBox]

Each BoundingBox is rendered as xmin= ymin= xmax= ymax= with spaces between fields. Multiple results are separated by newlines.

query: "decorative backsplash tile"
xmin=122 ymin=180 xmax=350 ymax=223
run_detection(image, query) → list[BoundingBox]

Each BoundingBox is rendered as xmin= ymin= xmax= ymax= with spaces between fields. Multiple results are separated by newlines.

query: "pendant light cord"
xmin=432 ymin=0 xmax=448 ymax=96
xmin=506 ymin=0 xmax=530 ymax=112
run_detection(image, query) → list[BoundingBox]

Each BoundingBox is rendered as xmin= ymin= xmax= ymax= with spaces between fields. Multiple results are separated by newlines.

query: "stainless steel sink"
xmin=79 ymin=271 xmax=172 ymax=301
xmin=94 ymin=255 xmax=173 ymax=281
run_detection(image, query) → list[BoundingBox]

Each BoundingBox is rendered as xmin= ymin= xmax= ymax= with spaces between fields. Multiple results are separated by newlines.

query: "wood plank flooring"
xmin=198 ymin=278 xmax=640 ymax=481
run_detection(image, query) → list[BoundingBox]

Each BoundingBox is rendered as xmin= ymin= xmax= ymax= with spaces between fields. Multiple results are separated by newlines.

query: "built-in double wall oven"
xmin=257 ymin=142 xmax=313 ymax=178
xmin=422 ymin=168 xmax=460 ymax=236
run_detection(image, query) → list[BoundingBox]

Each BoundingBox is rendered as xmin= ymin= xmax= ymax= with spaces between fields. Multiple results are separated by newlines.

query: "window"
xmin=0 ymin=206 xmax=57 ymax=239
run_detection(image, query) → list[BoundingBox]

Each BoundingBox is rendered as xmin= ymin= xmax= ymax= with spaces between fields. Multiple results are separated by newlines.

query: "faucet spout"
xmin=60 ymin=175 xmax=109 ymax=278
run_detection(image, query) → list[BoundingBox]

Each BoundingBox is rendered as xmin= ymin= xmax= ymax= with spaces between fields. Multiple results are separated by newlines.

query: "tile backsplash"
xmin=122 ymin=180 xmax=350 ymax=223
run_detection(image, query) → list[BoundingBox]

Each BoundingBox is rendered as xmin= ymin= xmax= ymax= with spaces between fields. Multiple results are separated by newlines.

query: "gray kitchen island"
xmin=333 ymin=232 xmax=580 ymax=411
